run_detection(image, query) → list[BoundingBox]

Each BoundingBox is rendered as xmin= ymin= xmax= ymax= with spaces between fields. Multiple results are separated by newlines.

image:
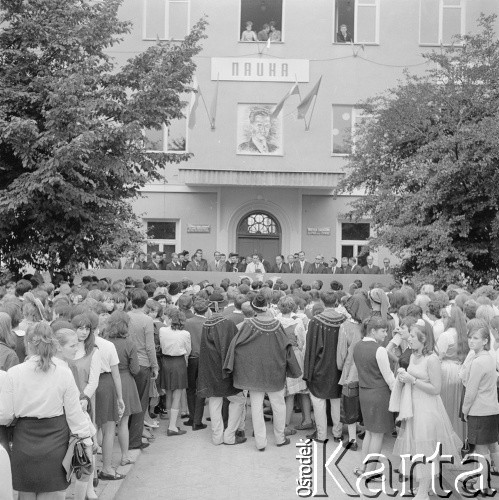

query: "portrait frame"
xmin=237 ymin=103 xmax=283 ymax=156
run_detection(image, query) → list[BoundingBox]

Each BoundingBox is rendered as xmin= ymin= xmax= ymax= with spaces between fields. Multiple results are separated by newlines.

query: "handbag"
xmin=342 ymin=381 xmax=359 ymax=398
xmin=63 ymin=436 xmax=93 ymax=482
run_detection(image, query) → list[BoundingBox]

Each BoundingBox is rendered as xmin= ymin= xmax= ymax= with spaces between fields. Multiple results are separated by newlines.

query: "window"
xmin=144 ymin=117 xmax=188 ymax=153
xmin=331 ymin=106 xmax=372 ymax=155
xmin=143 ymin=0 xmax=189 ymax=40
xmin=240 ymin=0 xmax=283 ymax=42
xmin=419 ymin=0 xmax=464 ymax=46
xmin=340 ymin=222 xmax=370 ymax=267
xmin=334 ymin=0 xmax=379 ymax=44
xmin=146 ymin=220 xmax=179 ymax=256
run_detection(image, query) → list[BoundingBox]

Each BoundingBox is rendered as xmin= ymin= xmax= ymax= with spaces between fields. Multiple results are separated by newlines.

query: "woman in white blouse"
xmin=0 ymin=369 xmax=13 ymax=500
xmin=159 ymin=309 xmax=191 ymax=436
xmin=0 ymin=323 xmax=92 ymax=500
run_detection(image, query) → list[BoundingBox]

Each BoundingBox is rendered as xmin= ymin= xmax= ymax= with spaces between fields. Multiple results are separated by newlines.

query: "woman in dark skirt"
xmin=462 ymin=326 xmax=499 ymax=495
xmin=352 ymin=316 xmax=395 ymax=476
xmin=337 ymin=293 xmax=372 ymax=451
xmin=0 ymin=323 xmax=92 ymax=499
xmin=105 ymin=311 xmax=142 ymax=466
xmin=159 ymin=309 xmax=191 ymax=436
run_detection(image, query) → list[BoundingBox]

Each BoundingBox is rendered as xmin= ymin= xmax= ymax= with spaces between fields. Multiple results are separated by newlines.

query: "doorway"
xmin=237 ymin=212 xmax=281 ymax=262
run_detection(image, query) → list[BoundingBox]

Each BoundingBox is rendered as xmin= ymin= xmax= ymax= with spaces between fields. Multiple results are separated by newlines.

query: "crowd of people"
xmin=105 ymin=248 xmax=394 ymax=276
xmin=0 ymin=270 xmax=498 ymax=498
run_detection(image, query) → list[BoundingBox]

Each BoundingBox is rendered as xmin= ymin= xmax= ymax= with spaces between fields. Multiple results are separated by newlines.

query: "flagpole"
xmin=305 ymin=94 xmax=318 ymax=131
xmin=198 ymin=89 xmax=213 ymax=128
xmin=294 ymin=74 xmax=301 ymax=99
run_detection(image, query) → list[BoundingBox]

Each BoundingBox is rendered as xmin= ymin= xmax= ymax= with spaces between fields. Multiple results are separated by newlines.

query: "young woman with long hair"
xmin=104 ymin=311 xmax=142 ymax=466
xmin=394 ymin=323 xmax=462 ymax=500
xmin=437 ymin=305 xmax=469 ymax=441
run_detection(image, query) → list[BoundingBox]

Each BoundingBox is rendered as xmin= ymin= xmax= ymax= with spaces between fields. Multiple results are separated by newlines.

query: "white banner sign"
xmin=211 ymin=57 xmax=309 ymax=82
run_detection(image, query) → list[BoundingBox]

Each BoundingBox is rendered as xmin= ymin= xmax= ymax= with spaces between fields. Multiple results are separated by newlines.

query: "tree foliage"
xmin=337 ymin=14 xmax=499 ymax=286
xmin=0 ymin=0 xmax=206 ymax=273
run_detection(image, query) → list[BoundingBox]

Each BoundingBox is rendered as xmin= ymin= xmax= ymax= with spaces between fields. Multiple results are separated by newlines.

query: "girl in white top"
xmin=52 ymin=328 xmax=97 ymax=500
xmin=0 ymin=370 xmax=13 ymax=500
xmin=0 ymin=323 xmax=92 ymax=500
xmin=159 ymin=310 xmax=191 ymax=435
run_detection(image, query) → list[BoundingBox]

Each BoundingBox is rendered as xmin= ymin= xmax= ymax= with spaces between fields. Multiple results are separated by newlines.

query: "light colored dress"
xmin=437 ymin=328 xmax=466 ymax=441
xmin=279 ymin=316 xmax=307 ymax=395
xmin=393 ymin=353 xmax=462 ymax=479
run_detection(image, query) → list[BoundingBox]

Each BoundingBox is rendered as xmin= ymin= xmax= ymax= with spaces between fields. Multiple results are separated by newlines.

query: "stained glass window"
xmin=241 ymin=213 xmax=277 ymax=235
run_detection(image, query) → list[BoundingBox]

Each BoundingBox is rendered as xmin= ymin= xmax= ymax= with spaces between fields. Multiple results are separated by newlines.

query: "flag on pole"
xmin=270 ymin=82 xmax=300 ymax=120
xmin=188 ymin=79 xmax=200 ymax=129
xmin=209 ymin=76 xmax=219 ymax=129
xmin=297 ymin=76 xmax=322 ymax=119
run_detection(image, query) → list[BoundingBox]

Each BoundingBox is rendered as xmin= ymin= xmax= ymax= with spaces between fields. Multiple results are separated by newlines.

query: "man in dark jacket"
xmin=303 ymin=290 xmax=346 ymax=442
xmin=224 ymin=293 xmax=301 ymax=451
xmin=198 ymin=314 xmax=247 ymax=445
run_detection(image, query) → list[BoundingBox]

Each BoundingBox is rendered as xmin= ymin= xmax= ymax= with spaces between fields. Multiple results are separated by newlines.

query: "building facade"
xmin=111 ymin=0 xmax=497 ymax=266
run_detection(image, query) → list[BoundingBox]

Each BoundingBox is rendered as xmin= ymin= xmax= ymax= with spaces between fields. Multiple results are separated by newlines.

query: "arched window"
xmin=241 ymin=213 xmax=277 ymax=235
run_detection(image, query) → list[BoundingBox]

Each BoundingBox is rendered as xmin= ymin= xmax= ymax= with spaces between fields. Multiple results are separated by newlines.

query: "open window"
xmin=340 ymin=222 xmax=371 ymax=267
xmin=334 ymin=0 xmax=379 ymax=44
xmin=419 ymin=0 xmax=464 ymax=46
xmin=240 ymin=0 xmax=284 ymax=42
xmin=144 ymin=120 xmax=188 ymax=153
xmin=143 ymin=0 xmax=190 ymax=40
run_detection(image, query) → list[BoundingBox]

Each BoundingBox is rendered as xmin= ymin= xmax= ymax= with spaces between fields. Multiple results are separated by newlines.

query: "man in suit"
xmin=259 ymin=254 xmax=272 ymax=273
xmin=224 ymin=252 xmax=241 ymax=272
xmin=362 ymin=255 xmax=381 ymax=274
xmin=293 ymin=251 xmax=313 ymax=274
xmin=186 ymin=249 xmax=208 ymax=271
xmin=286 ymin=254 xmax=296 ymax=270
xmin=381 ymin=258 xmax=394 ymax=275
xmin=325 ymin=257 xmax=341 ymax=275
xmin=270 ymin=255 xmax=290 ymax=274
xmin=165 ymin=252 xmax=182 ymax=271
xmin=339 ymin=257 xmax=351 ymax=274
xmin=147 ymin=252 xmax=162 ymax=270
xmin=308 ymin=255 xmax=325 ymax=274
xmin=348 ymin=257 xmax=364 ymax=274
xmin=348 ymin=257 xmax=363 ymax=274
xmin=208 ymin=251 xmax=224 ymax=272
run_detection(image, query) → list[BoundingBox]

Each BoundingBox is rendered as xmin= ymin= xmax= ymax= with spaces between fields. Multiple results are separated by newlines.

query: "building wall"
xmin=116 ymin=0 xmax=498 ymax=266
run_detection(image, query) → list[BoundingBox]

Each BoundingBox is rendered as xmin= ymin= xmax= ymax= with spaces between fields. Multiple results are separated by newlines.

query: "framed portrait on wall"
xmin=237 ymin=103 xmax=283 ymax=156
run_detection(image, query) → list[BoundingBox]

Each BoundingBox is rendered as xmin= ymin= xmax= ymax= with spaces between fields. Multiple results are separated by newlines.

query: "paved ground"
xmin=63 ymin=406 xmax=499 ymax=500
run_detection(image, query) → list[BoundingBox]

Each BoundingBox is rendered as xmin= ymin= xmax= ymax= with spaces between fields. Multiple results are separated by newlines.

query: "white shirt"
xmin=362 ymin=337 xmax=396 ymax=389
xmin=75 ymin=343 xmax=102 ymax=398
xmin=0 ymin=357 xmax=91 ymax=438
xmin=159 ymin=327 xmax=191 ymax=358
xmin=94 ymin=336 xmax=119 ymax=373
xmin=0 ymin=444 xmax=13 ymax=500
xmin=245 ymin=262 xmax=265 ymax=274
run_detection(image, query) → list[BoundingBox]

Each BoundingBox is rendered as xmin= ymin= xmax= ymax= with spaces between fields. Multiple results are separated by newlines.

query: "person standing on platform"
xmin=186 ymin=249 xmax=208 ymax=272
xmin=184 ymin=299 xmax=209 ymax=430
xmin=245 ymin=254 xmax=265 ymax=274
xmin=127 ymin=289 xmax=159 ymax=450
xmin=293 ymin=251 xmax=312 ymax=274
xmin=198 ymin=314 xmax=247 ymax=445
xmin=303 ymin=290 xmax=346 ymax=442
xmin=208 ymin=251 xmax=224 ymax=272
xmin=362 ymin=255 xmax=381 ymax=274
xmin=224 ymin=293 xmax=302 ymax=451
